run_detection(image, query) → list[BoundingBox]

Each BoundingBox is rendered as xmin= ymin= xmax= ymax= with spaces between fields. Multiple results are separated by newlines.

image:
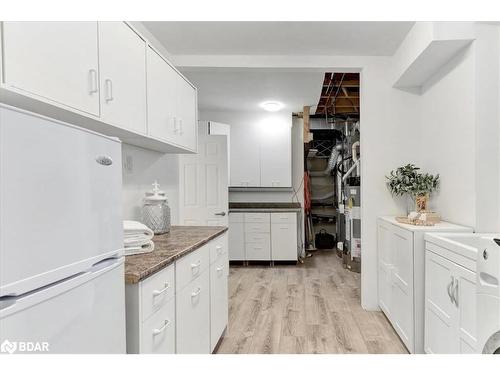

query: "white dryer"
xmin=477 ymin=237 xmax=500 ymax=354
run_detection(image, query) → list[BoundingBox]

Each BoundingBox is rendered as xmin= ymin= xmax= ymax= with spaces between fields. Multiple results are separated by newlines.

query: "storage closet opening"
xmin=303 ymin=72 xmax=361 ymax=274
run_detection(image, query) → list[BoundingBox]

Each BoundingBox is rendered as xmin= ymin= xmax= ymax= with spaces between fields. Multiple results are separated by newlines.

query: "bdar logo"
xmin=1 ymin=339 xmax=17 ymax=354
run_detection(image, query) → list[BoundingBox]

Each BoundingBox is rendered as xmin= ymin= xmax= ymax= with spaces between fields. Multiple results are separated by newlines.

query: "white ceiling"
xmin=183 ymin=68 xmax=326 ymax=113
xmin=142 ymin=21 xmax=414 ymax=56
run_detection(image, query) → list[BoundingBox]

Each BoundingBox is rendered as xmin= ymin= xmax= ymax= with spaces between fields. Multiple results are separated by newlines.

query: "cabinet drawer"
xmin=175 ymin=244 xmax=210 ymax=293
xmin=271 ymin=212 xmax=296 ymax=224
xmin=210 ymin=233 xmax=228 ymax=265
xmin=245 ymin=232 xmax=269 ymax=243
xmin=244 ymin=222 xmax=270 ymax=233
xmin=140 ymin=300 xmax=175 ymax=354
xmin=245 ymin=240 xmax=271 ymax=260
xmin=176 ymin=271 xmax=210 ymax=353
xmin=244 ymin=213 xmax=270 ymax=223
xmin=140 ymin=264 xmax=175 ymax=322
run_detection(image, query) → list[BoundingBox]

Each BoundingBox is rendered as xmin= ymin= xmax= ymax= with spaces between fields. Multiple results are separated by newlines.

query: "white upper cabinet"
xmin=146 ymin=46 xmax=197 ymax=152
xmin=146 ymin=47 xmax=177 ymax=144
xmin=98 ymin=22 xmax=147 ymax=134
xmin=260 ymin=122 xmax=292 ymax=187
xmin=0 ymin=21 xmax=197 ymax=154
xmin=2 ymin=22 xmax=100 ymax=116
xmin=229 ymin=116 xmax=292 ymax=188
xmin=176 ymin=74 xmax=198 ymax=151
xmin=230 ymin=124 xmax=261 ymax=187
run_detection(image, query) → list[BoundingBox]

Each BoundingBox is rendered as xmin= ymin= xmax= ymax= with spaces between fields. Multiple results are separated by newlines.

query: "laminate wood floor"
xmin=216 ymin=250 xmax=408 ymax=354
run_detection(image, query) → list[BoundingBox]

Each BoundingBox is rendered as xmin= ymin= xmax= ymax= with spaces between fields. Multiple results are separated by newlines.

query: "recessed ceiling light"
xmin=260 ymin=101 xmax=284 ymax=112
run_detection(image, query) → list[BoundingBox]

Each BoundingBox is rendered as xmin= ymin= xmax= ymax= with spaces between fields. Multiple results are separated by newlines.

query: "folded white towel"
xmin=123 ymin=220 xmax=154 ymax=246
xmin=124 ymin=240 xmax=155 ymax=256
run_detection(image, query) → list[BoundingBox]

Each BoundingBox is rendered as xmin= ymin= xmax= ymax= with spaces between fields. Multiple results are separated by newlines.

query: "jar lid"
xmin=144 ymin=181 xmax=167 ymax=203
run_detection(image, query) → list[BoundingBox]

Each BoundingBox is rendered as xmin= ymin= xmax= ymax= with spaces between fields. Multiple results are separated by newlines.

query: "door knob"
xmin=214 ymin=212 xmax=226 ymax=216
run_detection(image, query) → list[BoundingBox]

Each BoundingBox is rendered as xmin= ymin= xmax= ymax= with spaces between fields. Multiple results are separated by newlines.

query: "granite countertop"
xmin=124 ymin=226 xmax=228 ymax=284
xmin=229 ymin=202 xmax=301 ymax=210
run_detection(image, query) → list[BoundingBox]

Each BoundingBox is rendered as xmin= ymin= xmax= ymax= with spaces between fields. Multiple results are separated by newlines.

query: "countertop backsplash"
xmin=121 ymin=143 xmax=180 ymax=225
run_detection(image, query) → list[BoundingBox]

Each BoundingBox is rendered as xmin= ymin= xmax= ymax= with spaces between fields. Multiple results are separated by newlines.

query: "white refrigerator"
xmin=0 ymin=105 xmax=126 ymax=354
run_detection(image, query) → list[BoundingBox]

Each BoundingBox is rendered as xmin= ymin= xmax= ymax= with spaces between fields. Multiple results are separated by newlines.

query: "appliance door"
xmin=0 ymin=105 xmax=123 ymax=296
xmin=0 ymin=257 xmax=126 ymax=354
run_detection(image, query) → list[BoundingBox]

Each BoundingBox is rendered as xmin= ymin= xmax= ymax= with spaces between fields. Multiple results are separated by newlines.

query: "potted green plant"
xmin=386 ymin=164 xmax=440 ymax=213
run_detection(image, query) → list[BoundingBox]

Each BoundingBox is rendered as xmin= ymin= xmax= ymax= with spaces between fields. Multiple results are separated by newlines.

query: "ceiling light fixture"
xmin=260 ymin=101 xmax=284 ymax=112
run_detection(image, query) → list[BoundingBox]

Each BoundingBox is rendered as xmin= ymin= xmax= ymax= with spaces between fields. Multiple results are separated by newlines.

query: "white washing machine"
xmin=477 ymin=236 xmax=500 ymax=354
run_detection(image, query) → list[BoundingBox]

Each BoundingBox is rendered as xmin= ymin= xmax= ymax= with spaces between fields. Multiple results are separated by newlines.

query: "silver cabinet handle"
xmin=152 ymin=282 xmax=170 ymax=297
xmin=215 ymin=245 xmax=223 ymax=255
xmin=152 ymin=319 xmax=171 ymax=336
xmin=216 ymin=266 xmax=224 ymax=273
xmin=453 ymin=277 xmax=459 ymax=307
xmin=447 ymin=276 xmax=454 ymax=303
xmin=215 ymin=212 xmax=226 ymax=216
xmin=105 ymin=79 xmax=114 ymax=102
xmin=88 ymin=69 xmax=98 ymax=94
xmin=191 ymin=287 xmax=201 ymax=298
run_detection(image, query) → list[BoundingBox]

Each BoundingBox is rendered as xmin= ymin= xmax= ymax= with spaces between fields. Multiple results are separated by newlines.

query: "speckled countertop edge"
xmin=124 ymin=226 xmax=228 ymax=284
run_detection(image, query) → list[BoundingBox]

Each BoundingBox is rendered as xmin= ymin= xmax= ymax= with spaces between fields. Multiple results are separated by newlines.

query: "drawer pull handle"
xmin=191 ymin=287 xmax=202 ymax=298
xmin=191 ymin=261 xmax=201 ymax=271
xmin=152 ymin=319 xmax=171 ymax=336
xmin=216 ymin=245 xmax=223 ymax=254
xmin=152 ymin=282 xmax=170 ymax=297
xmin=216 ymin=266 xmax=224 ymax=273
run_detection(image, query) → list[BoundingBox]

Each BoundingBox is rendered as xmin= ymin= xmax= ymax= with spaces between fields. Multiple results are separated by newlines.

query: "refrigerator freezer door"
xmin=0 ymin=105 xmax=123 ymax=296
xmin=0 ymin=258 xmax=126 ymax=354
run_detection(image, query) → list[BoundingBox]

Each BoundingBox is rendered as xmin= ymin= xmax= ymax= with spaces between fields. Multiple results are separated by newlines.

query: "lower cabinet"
xmin=176 ymin=271 xmax=211 ymax=354
xmin=125 ymin=232 xmax=228 ymax=354
xmin=425 ymin=248 xmax=477 ymax=354
xmin=376 ymin=216 xmax=472 ymax=353
xmin=228 ymin=211 xmax=298 ymax=262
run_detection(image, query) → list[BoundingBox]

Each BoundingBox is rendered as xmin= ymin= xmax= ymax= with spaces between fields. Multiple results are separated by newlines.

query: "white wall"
xmin=418 ymin=46 xmax=476 ymax=227
xmin=121 ymin=143 xmax=180 ymax=225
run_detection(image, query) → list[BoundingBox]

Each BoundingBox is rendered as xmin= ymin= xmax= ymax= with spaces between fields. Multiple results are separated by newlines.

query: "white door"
xmin=175 ymin=272 xmax=210 ymax=354
xmin=230 ymin=123 xmax=261 ymax=187
xmin=260 ymin=121 xmax=292 ymax=187
xmin=210 ymin=254 xmax=229 ymax=351
xmin=176 ymin=75 xmax=198 ymax=151
xmin=391 ymin=227 xmax=414 ymax=351
xmin=454 ymin=264 xmax=477 ymax=353
xmin=425 ymin=251 xmax=457 ymax=354
xmin=2 ymin=22 xmax=100 ymax=115
xmin=179 ymin=132 xmax=228 ymax=226
xmin=146 ymin=47 xmax=178 ymax=144
xmin=98 ymin=22 xmax=147 ymax=134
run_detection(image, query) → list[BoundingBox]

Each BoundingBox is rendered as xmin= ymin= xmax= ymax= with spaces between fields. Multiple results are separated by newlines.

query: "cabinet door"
xmin=390 ymin=227 xmax=414 ymax=351
xmin=176 ymin=271 xmax=210 ymax=354
xmin=229 ymin=124 xmax=261 ymax=187
xmin=271 ymin=217 xmax=298 ymax=261
xmin=260 ymin=120 xmax=292 ymax=187
xmin=146 ymin=47 xmax=177 ymax=143
xmin=210 ymin=254 xmax=229 ymax=352
xmin=377 ymin=221 xmax=393 ymax=317
xmin=424 ymin=251 xmax=457 ymax=354
xmin=140 ymin=300 xmax=175 ymax=354
xmin=98 ymin=22 xmax=146 ymax=134
xmin=2 ymin=22 xmax=99 ymax=115
xmin=228 ymin=220 xmax=245 ymax=261
xmin=454 ymin=264 xmax=477 ymax=353
xmin=176 ymin=75 xmax=198 ymax=151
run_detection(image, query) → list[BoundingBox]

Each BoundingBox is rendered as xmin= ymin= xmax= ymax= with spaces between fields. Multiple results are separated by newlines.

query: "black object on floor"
xmin=315 ymin=229 xmax=336 ymax=249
